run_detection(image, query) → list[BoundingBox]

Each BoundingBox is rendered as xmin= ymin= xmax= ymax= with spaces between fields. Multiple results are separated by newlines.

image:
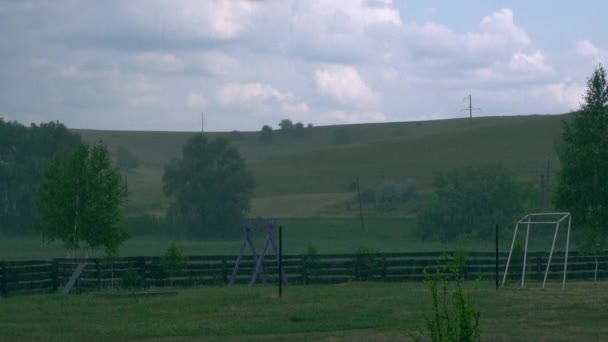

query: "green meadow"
xmin=1 ymin=281 xmax=606 ymax=341
xmin=74 ymin=114 xmax=564 ymax=218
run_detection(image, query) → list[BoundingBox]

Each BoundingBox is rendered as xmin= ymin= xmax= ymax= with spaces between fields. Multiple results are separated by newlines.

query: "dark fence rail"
xmin=1 ymin=251 xmax=607 ymax=296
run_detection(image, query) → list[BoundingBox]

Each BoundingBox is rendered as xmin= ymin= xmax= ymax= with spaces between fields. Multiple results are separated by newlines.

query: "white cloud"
xmin=329 ymin=110 xmax=386 ymax=124
xmin=217 ymin=82 xmax=288 ymax=106
xmin=314 ymin=65 xmax=379 ymax=107
xmin=126 ymin=0 xmax=259 ymax=41
xmin=187 ymin=92 xmax=207 ymax=108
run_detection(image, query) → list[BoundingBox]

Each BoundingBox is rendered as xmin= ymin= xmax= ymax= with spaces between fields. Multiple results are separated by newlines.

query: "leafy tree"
xmin=307 ymin=123 xmax=313 ymax=128
xmin=0 ymin=119 xmax=82 ymax=234
xmin=259 ymin=125 xmax=273 ymax=144
xmin=332 ymin=127 xmax=351 ymax=144
xmin=293 ymin=122 xmax=305 ymax=137
xmin=114 ymin=146 xmax=139 ymax=170
xmin=555 ymin=64 xmax=608 ymax=258
xmin=278 ymin=119 xmax=294 ymax=130
xmin=37 ymin=142 xmax=130 ymax=256
xmin=417 ymin=164 xmax=535 ymax=242
xmin=163 ymin=134 xmax=255 ymax=238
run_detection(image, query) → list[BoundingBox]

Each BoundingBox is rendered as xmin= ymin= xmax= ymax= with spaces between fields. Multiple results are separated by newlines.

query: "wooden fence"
xmin=1 ymin=251 xmax=606 ymax=296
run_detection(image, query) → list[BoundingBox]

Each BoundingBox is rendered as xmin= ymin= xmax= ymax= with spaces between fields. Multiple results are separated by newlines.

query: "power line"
xmin=462 ymin=94 xmax=481 ymax=126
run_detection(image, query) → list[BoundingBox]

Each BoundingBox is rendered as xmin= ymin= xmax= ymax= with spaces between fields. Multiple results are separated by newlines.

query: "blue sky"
xmin=0 ymin=1 xmax=606 ymax=131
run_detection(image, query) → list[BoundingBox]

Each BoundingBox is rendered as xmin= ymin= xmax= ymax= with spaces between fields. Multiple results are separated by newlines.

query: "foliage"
xmin=0 ymin=119 xmax=82 ymax=234
xmin=163 ymin=134 xmax=255 ymax=239
xmin=293 ymin=122 xmax=305 ymax=137
xmin=161 ymin=242 xmax=188 ymax=287
xmin=307 ymin=123 xmax=313 ymax=128
xmin=121 ymin=268 xmax=145 ymax=290
xmin=417 ymin=163 xmax=536 ymax=242
xmin=229 ymin=130 xmax=243 ymax=141
xmin=114 ymin=146 xmax=139 ymax=170
xmin=259 ymin=125 xmax=273 ymax=144
xmin=352 ymin=247 xmax=379 ymax=281
xmin=278 ymin=119 xmax=294 ymax=130
xmin=412 ymin=254 xmax=481 ymax=342
xmin=555 ymin=64 xmax=608 ymax=256
xmin=37 ymin=142 xmax=130 ymax=256
xmin=332 ymin=127 xmax=351 ymax=144
xmin=301 ymin=244 xmax=321 ymax=285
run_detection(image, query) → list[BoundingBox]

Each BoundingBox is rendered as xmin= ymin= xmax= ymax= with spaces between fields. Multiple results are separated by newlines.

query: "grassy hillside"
xmin=73 ymin=114 xmax=566 ymax=217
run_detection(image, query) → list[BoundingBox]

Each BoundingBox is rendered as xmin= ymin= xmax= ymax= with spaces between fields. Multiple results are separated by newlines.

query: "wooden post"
xmin=279 ymin=225 xmax=282 ymax=298
xmin=301 ymin=255 xmax=308 ymax=285
xmin=1 ymin=262 xmax=7 ymax=297
xmin=52 ymin=260 xmax=59 ymax=292
xmin=221 ymin=256 xmax=228 ymax=285
xmin=139 ymin=257 xmax=148 ymax=288
xmin=537 ymin=252 xmax=543 ymax=282
xmin=95 ymin=259 xmax=101 ymax=289
xmin=495 ymin=224 xmax=499 ymax=290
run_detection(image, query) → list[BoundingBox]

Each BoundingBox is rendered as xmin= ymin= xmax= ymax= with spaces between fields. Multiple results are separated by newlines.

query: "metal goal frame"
xmin=501 ymin=212 xmax=571 ymax=290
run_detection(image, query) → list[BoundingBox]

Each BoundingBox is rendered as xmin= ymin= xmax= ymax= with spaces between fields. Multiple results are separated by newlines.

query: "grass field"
xmin=0 ymin=218 xmax=573 ymax=261
xmin=73 ymin=114 xmax=566 ymax=217
xmin=1 ymin=281 xmax=606 ymax=341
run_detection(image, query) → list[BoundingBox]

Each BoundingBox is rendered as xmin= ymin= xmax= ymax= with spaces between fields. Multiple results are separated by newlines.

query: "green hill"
xmin=73 ymin=114 xmax=566 ymax=218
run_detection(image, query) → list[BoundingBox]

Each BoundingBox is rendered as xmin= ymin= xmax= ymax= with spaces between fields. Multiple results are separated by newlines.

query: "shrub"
xmin=301 ymin=245 xmax=321 ymax=285
xmin=412 ymin=252 xmax=480 ymax=342
xmin=161 ymin=242 xmax=188 ymax=287
xmin=121 ymin=269 xmax=144 ymax=290
xmin=352 ymin=247 xmax=378 ymax=281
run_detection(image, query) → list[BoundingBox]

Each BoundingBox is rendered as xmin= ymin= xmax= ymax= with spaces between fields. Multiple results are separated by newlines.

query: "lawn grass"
xmin=0 ymin=281 xmax=606 ymax=341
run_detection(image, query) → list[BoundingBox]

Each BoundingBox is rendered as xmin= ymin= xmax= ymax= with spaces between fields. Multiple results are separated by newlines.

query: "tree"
xmin=37 ymin=142 xmax=130 ymax=256
xmin=278 ymin=119 xmax=293 ymax=130
xmin=293 ymin=122 xmax=305 ymax=137
xmin=0 ymin=119 xmax=82 ymax=234
xmin=417 ymin=164 xmax=535 ymax=242
xmin=555 ymin=64 xmax=608 ymax=257
xmin=259 ymin=125 xmax=273 ymax=144
xmin=115 ymin=146 xmax=139 ymax=170
xmin=163 ymin=134 xmax=255 ymax=239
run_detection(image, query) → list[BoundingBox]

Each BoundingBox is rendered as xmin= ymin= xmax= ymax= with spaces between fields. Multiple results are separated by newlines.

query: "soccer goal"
xmin=501 ymin=212 xmax=571 ymax=290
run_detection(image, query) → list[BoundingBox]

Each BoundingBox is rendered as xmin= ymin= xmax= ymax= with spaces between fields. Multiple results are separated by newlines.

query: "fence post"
xmin=139 ymin=257 xmax=148 ymax=288
xmin=381 ymin=256 xmax=387 ymax=281
xmin=301 ymin=255 xmax=308 ymax=285
xmin=222 ymin=256 xmax=228 ymax=285
xmin=51 ymin=260 xmax=58 ymax=292
xmin=1 ymin=262 xmax=7 ymax=297
xmin=95 ymin=259 xmax=101 ymax=289
xmin=536 ymin=253 xmax=543 ymax=282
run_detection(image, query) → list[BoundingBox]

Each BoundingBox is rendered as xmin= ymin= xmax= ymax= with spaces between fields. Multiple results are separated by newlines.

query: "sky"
xmin=1 ymin=0 xmax=607 ymax=132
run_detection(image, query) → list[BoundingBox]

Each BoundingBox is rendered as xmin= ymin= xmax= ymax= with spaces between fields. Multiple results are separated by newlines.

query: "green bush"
xmin=413 ymin=252 xmax=480 ymax=342
xmin=161 ymin=242 xmax=188 ymax=287
xmin=352 ymin=247 xmax=378 ymax=281
xmin=301 ymin=245 xmax=321 ymax=285
xmin=121 ymin=268 xmax=144 ymax=290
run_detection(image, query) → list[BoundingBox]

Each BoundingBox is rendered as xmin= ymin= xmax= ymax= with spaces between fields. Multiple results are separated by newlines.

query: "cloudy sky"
xmin=1 ymin=1 xmax=607 ymax=132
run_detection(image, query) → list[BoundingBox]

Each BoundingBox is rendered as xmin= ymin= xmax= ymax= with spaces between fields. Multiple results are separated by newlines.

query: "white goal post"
xmin=501 ymin=212 xmax=572 ymax=290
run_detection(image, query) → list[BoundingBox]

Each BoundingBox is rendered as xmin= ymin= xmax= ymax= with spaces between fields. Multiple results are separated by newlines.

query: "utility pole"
xmin=462 ymin=95 xmax=480 ymax=126
xmin=201 ymin=111 xmax=204 ymax=133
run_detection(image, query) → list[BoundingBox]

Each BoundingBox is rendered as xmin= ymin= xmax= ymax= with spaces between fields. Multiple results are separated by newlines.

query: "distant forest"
xmin=0 ymin=119 xmax=82 ymax=234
